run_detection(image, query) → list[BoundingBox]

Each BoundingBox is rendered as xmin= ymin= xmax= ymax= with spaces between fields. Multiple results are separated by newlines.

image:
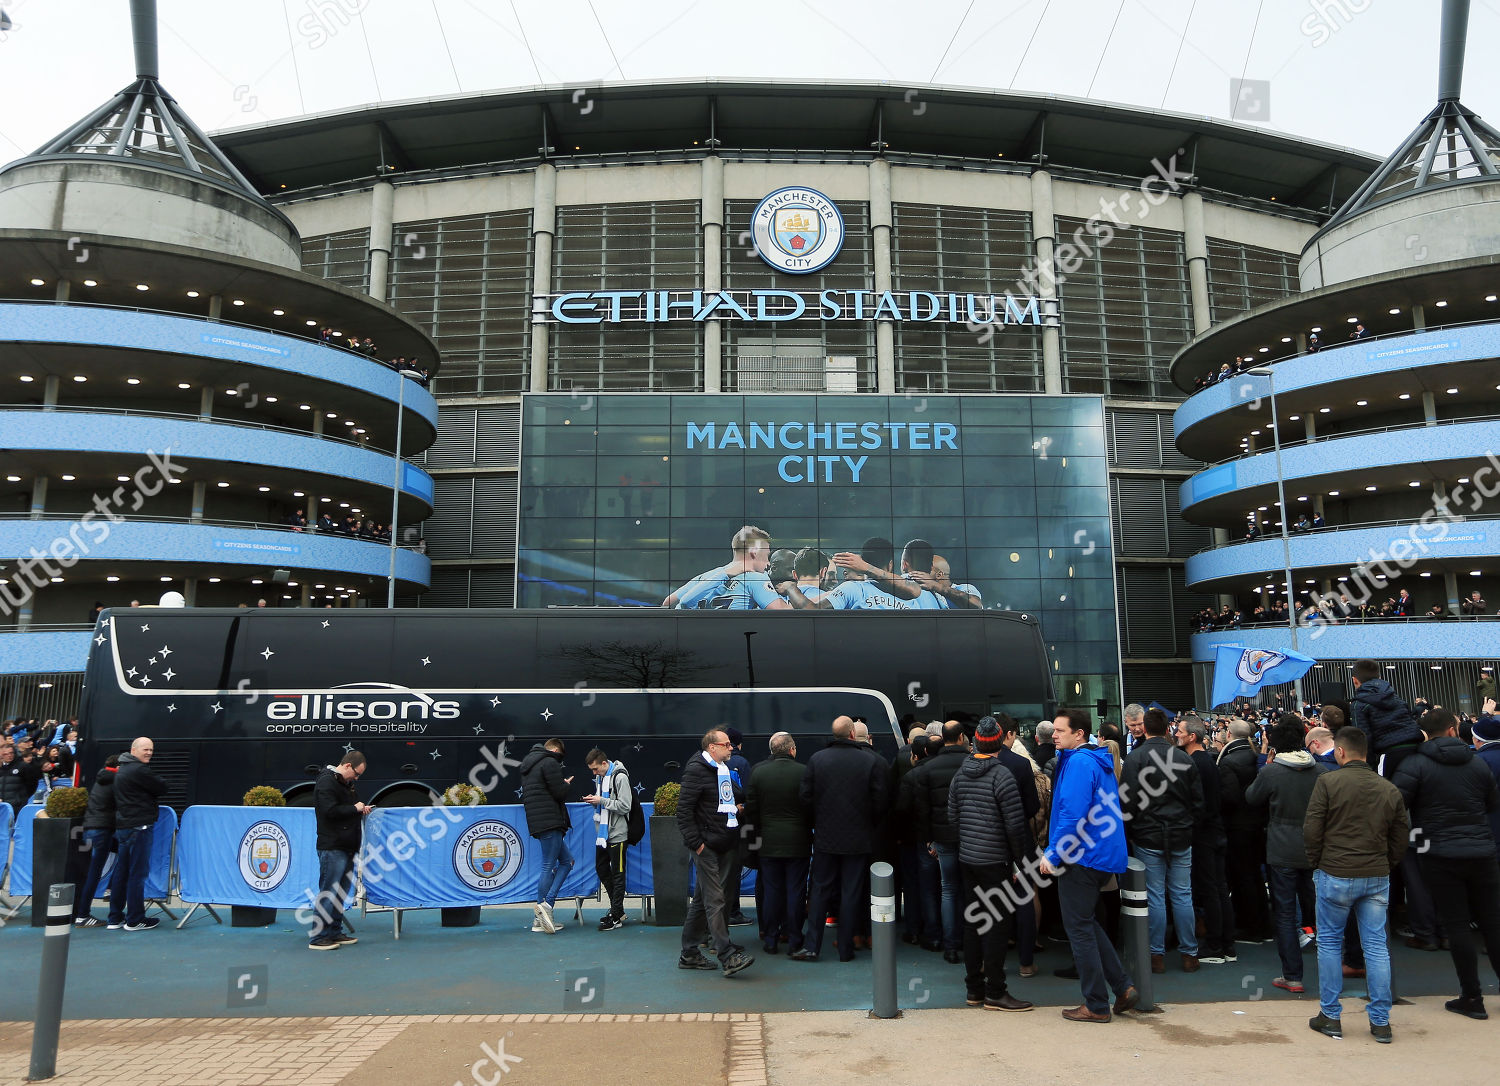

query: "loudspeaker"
xmin=1318 ymin=682 xmax=1345 ymax=707
xmin=270 ymin=569 xmax=291 ymax=583
xmin=1095 ymin=698 xmax=1109 ymax=718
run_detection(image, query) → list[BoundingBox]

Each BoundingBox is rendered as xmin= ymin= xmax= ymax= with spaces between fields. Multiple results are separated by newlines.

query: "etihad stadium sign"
xmin=535 ymin=185 xmax=1059 ymax=329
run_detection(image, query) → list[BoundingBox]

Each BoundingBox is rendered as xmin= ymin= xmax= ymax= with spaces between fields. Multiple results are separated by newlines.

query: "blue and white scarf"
xmin=705 ymin=750 xmax=738 ymax=828
xmin=595 ymin=761 xmax=614 ymax=847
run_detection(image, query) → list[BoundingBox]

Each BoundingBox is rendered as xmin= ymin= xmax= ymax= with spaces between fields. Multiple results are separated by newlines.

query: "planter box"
xmin=230 ymin=905 xmax=278 ymax=927
xmin=441 ymin=906 xmax=482 ymax=927
xmin=649 ymin=815 xmax=690 ymax=927
xmin=30 ymin=817 xmax=89 ymax=928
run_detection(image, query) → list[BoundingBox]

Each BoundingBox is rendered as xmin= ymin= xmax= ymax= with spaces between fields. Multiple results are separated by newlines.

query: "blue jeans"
xmin=1267 ymin=864 xmax=1315 ymax=981
xmin=107 ymin=825 xmax=154 ymax=927
xmin=921 ymin=842 xmax=961 ymax=951
xmin=1058 ymin=863 xmax=1134 ymax=1015
xmin=313 ymin=849 xmax=355 ymax=941
xmin=535 ymin=830 xmax=573 ymax=907
xmin=75 ymin=827 xmax=113 ymax=920
xmin=1314 ymin=870 xmax=1392 ymax=1025
xmin=1135 ymin=845 xmax=1198 ymax=957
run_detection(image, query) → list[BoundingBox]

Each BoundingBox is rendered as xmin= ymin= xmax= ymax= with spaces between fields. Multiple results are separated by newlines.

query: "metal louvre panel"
xmin=1159 ymin=413 xmax=1200 ymax=471
xmin=1205 ymin=238 xmax=1299 ymax=324
xmin=476 ymin=403 xmax=521 ymax=467
xmin=420 ymin=568 xmax=471 ymax=608
xmin=1119 ymin=567 xmax=1175 ymax=657
xmin=420 ymin=477 xmax=475 ymax=558
xmin=468 ymin=568 xmax=516 ymax=608
xmin=472 ymin=476 xmax=519 ymax=558
xmin=1112 ymin=476 xmax=1168 ymax=556
xmin=1166 ymin=485 xmax=1212 ymax=557
xmin=299 ymin=230 xmax=370 ymax=292
xmin=1123 ymin=663 xmax=1196 ymax=712
xmin=1107 ymin=407 xmax=1161 ymax=468
xmin=425 ymin=406 xmax=478 ymax=468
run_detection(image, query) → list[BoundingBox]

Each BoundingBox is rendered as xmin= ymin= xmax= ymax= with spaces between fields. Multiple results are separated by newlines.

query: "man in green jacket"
xmin=745 ymin=732 xmax=810 ymax=955
xmin=1303 ymin=727 xmax=1409 ymax=1045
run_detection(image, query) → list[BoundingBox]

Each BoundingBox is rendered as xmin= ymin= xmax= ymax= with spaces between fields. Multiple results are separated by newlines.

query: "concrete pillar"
xmin=1304 ymin=416 xmax=1316 ymax=441
xmin=1295 ymin=332 xmax=1308 ymax=355
xmin=1412 ymin=303 xmax=1426 ymax=331
xmin=312 ymin=412 xmax=324 ymax=437
xmin=870 ymin=158 xmax=896 ymax=394
xmin=208 ymin=295 xmax=222 ymax=322
xmin=1030 ymin=169 xmax=1062 ymax=395
xmin=29 ymin=476 xmax=46 ymax=520
xmin=54 ymin=280 xmax=71 ymax=303
xmin=300 ymin=583 xmax=311 ymax=607
xmin=190 ymin=481 xmax=206 ymax=523
xmin=1445 ymin=571 xmax=1461 ymax=616
xmin=702 ymin=156 xmax=724 ymax=394
xmin=183 ymin=578 xmax=198 ymax=606
xmin=1422 ymin=390 xmax=1438 ymax=425
xmin=529 ymin=163 xmax=558 ymax=394
xmin=306 ymin=494 xmax=317 ymax=524
xmin=1183 ymin=190 xmax=1211 ymax=336
xmin=16 ymin=599 xmax=32 ymax=631
xmin=199 ymin=387 xmax=213 ymax=422
xmin=42 ymin=375 xmax=59 ymax=410
xmin=368 ymin=179 xmax=395 ymax=303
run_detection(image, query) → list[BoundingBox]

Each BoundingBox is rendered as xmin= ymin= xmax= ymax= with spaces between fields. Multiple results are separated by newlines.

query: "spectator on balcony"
xmin=1246 ymin=520 xmax=1260 ymax=541
xmin=1390 ymin=590 xmax=1413 ymax=617
xmin=319 ymin=327 xmax=334 ymax=344
xmin=285 ymin=510 xmax=307 ymax=532
xmin=1350 ymin=324 xmax=1368 ymax=340
xmin=1462 ymin=592 xmax=1488 ymax=617
xmin=1426 ymin=604 xmax=1447 ymax=619
xmin=1214 ymin=363 xmax=1233 ymax=384
xmin=1311 ymin=512 xmax=1326 ymax=530
xmin=1292 ymin=514 xmax=1312 ymax=534
xmin=1307 ymin=332 xmax=1321 ymax=352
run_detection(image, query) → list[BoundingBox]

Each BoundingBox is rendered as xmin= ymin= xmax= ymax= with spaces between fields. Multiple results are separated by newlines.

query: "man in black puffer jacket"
xmin=1218 ymin=719 xmax=1271 ymax=941
xmin=677 ymin=728 xmax=753 ymax=977
xmin=74 ymin=756 xmax=119 ymax=926
xmin=520 ymin=738 xmax=573 ymax=935
xmin=947 ymin=717 xmax=1032 ymax=1011
xmin=1394 ymin=708 xmax=1500 ymax=1019
xmin=909 ymin=721 xmax=970 ymax=957
xmin=790 ymin=716 xmax=889 ymax=963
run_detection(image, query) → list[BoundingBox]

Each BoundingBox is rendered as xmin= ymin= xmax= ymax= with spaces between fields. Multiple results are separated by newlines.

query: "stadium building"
xmin=17 ymin=1 xmax=1464 ymax=719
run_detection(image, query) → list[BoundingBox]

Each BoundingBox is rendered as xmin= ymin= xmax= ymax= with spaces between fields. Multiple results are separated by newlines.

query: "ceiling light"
xmin=116 ymin=475 xmax=128 ymax=482
xmin=257 ymin=485 xmax=270 ymax=492
xmin=1460 ymin=477 xmax=1471 ymax=483
xmin=60 ymin=474 xmax=75 ymax=481
xmin=30 ymin=278 xmax=44 ymax=286
xmin=1436 ymin=300 xmax=1448 ymax=307
xmin=1487 ymin=295 xmax=1497 ymax=302
xmin=299 ymin=404 xmax=310 ymax=410
xmin=1389 ymin=308 xmax=1401 ymax=315
xmin=1288 ymin=414 xmax=1300 ymax=420
xmin=320 ymin=496 xmax=330 ymax=502
xmin=225 ymin=388 xmax=238 ymax=396
xmin=1399 ymin=393 xmax=1411 ymax=399
xmin=265 ymin=396 xmax=278 ymax=403
xmin=216 ymin=481 xmax=229 ymax=487
xmin=186 ymin=290 xmax=199 ymax=298
xmin=1346 ymin=317 xmax=1358 ymax=323
xmin=5 ymin=475 xmax=19 ymax=482
xmin=1258 ymin=346 xmax=1269 ymax=353
xmin=1298 ymin=495 xmax=1309 ymax=501
xmin=83 ymin=279 xmax=97 ymax=287
xmin=293 ymin=491 xmax=304 ymax=497
xmin=1365 ymin=485 xmax=1377 ymax=491
xmin=273 ymin=309 xmax=285 ymax=316
xmin=339 ymin=502 xmax=349 ymax=508
xmin=1251 ymin=429 xmax=1261 ymax=436
xmin=344 ymin=420 xmax=355 ymax=426
xmin=49 ymin=577 xmax=62 ymax=583
xmin=326 ymin=412 xmax=337 ymax=419
xmin=1280 ymin=337 xmax=1292 ymax=343
xmin=1319 ymin=407 xmax=1331 ymax=413
xmin=1472 ymin=570 xmax=1483 ymax=576
xmin=208 ymin=577 xmax=221 ymax=583
xmin=315 ymin=584 xmax=326 ymax=589
xmin=18 ymin=375 xmax=32 ymax=383
xmin=1447 ymin=388 xmax=1459 ymax=394
xmin=1420 ymin=571 xmax=1433 ymax=577
xmin=251 ymin=579 xmax=263 ymax=585
xmin=287 ymin=581 xmax=298 ymax=587
xmin=106 ymin=575 xmax=119 ymax=582
xmin=1409 ymin=481 xmax=1422 ymax=487
xmin=135 ymin=284 xmax=149 ymax=291
xmin=1356 ymin=400 xmax=1368 ymax=406
xmin=1328 ymin=490 xmax=1340 ymax=496
xmin=178 ymin=382 xmax=191 ymax=389
xmin=306 ymin=320 xmax=317 ymax=326
xmin=1311 ymin=326 xmax=1322 ymax=333
xmin=72 ymin=375 xmax=86 ymax=383
xmin=126 ymin=377 xmax=140 ymax=385
xmin=160 ymin=576 xmax=172 ymax=582
xmin=232 ymin=299 xmax=245 ymax=307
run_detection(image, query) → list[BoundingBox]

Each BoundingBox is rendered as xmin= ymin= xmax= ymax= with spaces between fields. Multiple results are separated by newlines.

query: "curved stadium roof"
xmin=211 ymin=79 xmax=1379 ymax=216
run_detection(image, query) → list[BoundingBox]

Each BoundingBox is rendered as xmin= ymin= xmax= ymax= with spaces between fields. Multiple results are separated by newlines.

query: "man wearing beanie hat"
xmin=946 ymin=716 xmax=1033 ymax=1011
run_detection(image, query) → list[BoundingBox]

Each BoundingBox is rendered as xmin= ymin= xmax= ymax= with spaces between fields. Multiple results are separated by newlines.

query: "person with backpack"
xmin=586 ymin=748 xmax=640 ymax=931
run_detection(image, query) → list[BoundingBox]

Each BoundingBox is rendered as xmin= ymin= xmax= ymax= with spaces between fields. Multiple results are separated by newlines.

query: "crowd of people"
xmin=1193 ymin=589 xmax=1500 ymax=633
xmin=280 ymin=508 xmax=393 ymax=542
xmin=1 ymin=718 xmax=81 ymax=807
xmin=316 ymin=328 xmax=430 ymax=386
xmin=1191 ymin=324 xmax=1370 ymax=393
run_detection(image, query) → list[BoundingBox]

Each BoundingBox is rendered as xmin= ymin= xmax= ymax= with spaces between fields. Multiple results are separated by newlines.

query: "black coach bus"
xmin=78 ymin=606 xmax=1055 ymax=809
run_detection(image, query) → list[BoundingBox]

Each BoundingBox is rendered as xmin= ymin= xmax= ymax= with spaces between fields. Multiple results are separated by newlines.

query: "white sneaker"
xmin=537 ymin=902 xmax=557 ymax=934
xmin=531 ymin=919 xmax=545 ymax=932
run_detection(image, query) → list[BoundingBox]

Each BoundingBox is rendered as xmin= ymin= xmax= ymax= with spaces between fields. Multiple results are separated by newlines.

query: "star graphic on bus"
xmin=634 ymin=782 xmax=644 ymax=795
xmin=165 ymin=703 xmax=176 ymax=713
xmin=321 ymin=620 xmax=330 ymax=628
xmin=139 ymin=675 xmax=152 ymax=686
xmin=514 ymin=786 xmax=524 ymax=798
xmin=428 ymin=749 xmax=441 ymax=760
xmin=421 ymin=656 xmax=431 ymax=666
xmin=260 ymin=647 xmax=274 ymax=660
xmin=540 ymin=708 xmax=553 ymax=721
xmin=162 ymin=668 xmax=176 ymax=681
xmin=472 ymin=724 xmax=485 ymax=735
xmin=140 ymin=624 xmax=150 ymax=632
xmin=489 ymin=696 xmax=502 ymax=707
xmin=211 ymin=702 xmax=223 ymax=713
xmin=94 ymin=634 xmax=106 ymax=646
xmin=126 ymin=667 xmax=138 ymax=678
xmin=158 ymin=645 xmax=172 ymax=657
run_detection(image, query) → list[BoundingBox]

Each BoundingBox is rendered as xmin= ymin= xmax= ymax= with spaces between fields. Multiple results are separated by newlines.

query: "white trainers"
xmin=537 ymin=902 xmax=557 ymax=934
xmin=531 ymin=919 xmax=545 ymax=932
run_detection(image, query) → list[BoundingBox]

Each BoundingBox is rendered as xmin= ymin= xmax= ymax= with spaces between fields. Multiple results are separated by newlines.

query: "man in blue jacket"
xmin=1040 ymin=708 xmax=1137 ymax=1022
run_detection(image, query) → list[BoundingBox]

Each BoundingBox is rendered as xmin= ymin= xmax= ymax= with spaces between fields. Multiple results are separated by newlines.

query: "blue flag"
xmin=1210 ymin=644 xmax=1316 ymax=709
xmin=1147 ymin=701 xmax=1176 ymax=722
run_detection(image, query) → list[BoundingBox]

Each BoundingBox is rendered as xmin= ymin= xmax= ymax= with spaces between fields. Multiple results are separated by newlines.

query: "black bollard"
xmin=1121 ymin=857 xmax=1155 ymax=1012
xmin=30 ymin=882 xmax=75 ymax=1081
xmin=870 ymin=861 xmax=899 ymax=1018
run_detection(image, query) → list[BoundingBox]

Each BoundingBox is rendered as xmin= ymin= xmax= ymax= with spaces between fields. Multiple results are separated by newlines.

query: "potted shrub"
xmin=440 ymin=783 xmax=484 ymax=926
xmin=649 ymin=781 xmax=689 ymax=927
xmin=234 ymin=786 xmax=288 ymax=928
xmin=31 ymin=787 xmax=91 ymax=927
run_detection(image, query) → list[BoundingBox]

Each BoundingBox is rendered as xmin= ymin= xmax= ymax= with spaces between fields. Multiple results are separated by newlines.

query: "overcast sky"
xmin=0 ymin=0 xmax=1494 ymax=164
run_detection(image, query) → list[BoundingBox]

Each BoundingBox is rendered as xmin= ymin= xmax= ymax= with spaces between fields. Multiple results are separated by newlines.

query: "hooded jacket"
xmin=1393 ymin=736 xmax=1500 ymax=860
xmin=1245 ymin=750 xmax=1330 ymax=868
xmin=520 ymin=744 xmax=571 ymax=838
xmin=1044 ymin=743 xmax=1128 ymax=874
xmin=113 ymin=752 xmax=166 ymax=828
xmin=947 ymin=754 xmax=1029 ymax=868
xmin=1121 ymin=736 xmax=1203 ymax=851
xmin=1351 ymin=678 xmax=1423 ymax=757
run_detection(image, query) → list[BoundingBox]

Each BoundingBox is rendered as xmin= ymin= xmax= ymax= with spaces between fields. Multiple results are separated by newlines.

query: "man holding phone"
xmin=310 ymin=751 xmax=371 ymax=951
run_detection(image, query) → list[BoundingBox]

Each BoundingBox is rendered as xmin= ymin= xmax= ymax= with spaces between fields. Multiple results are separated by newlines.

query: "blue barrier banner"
xmin=0 ymin=802 xmax=11 ymax=841
xmin=7 ymin=805 xmax=173 ymax=899
xmin=178 ymin=806 xmax=319 ymax=909
xmin=87 ymin=806 xmax=176 ymax=903
xmin=623 ymin=804 xmax=756 ymax=898
xmin=361 ymin=802 xmax=599 ymax=908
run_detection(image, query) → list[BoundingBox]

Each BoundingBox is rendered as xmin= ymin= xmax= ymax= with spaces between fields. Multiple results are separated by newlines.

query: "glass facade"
xmin=517 ymin=392 xmax=1120 ymax=709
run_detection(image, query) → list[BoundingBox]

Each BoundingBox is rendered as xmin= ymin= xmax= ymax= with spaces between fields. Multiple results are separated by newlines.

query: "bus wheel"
xmin=373 ymin=783 xmax=440 ymax=808
xmin=283 ymin=785 xmax=316 ymax=807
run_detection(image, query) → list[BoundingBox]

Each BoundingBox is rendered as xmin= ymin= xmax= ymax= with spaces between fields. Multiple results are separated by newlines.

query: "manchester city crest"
xmin=453 ymin=820 xmax=524 ymax=892
xmin=238 ymin=820 xmax=292 ymax=893
xmin=750 ymin=187 xmax=845 ymax=274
